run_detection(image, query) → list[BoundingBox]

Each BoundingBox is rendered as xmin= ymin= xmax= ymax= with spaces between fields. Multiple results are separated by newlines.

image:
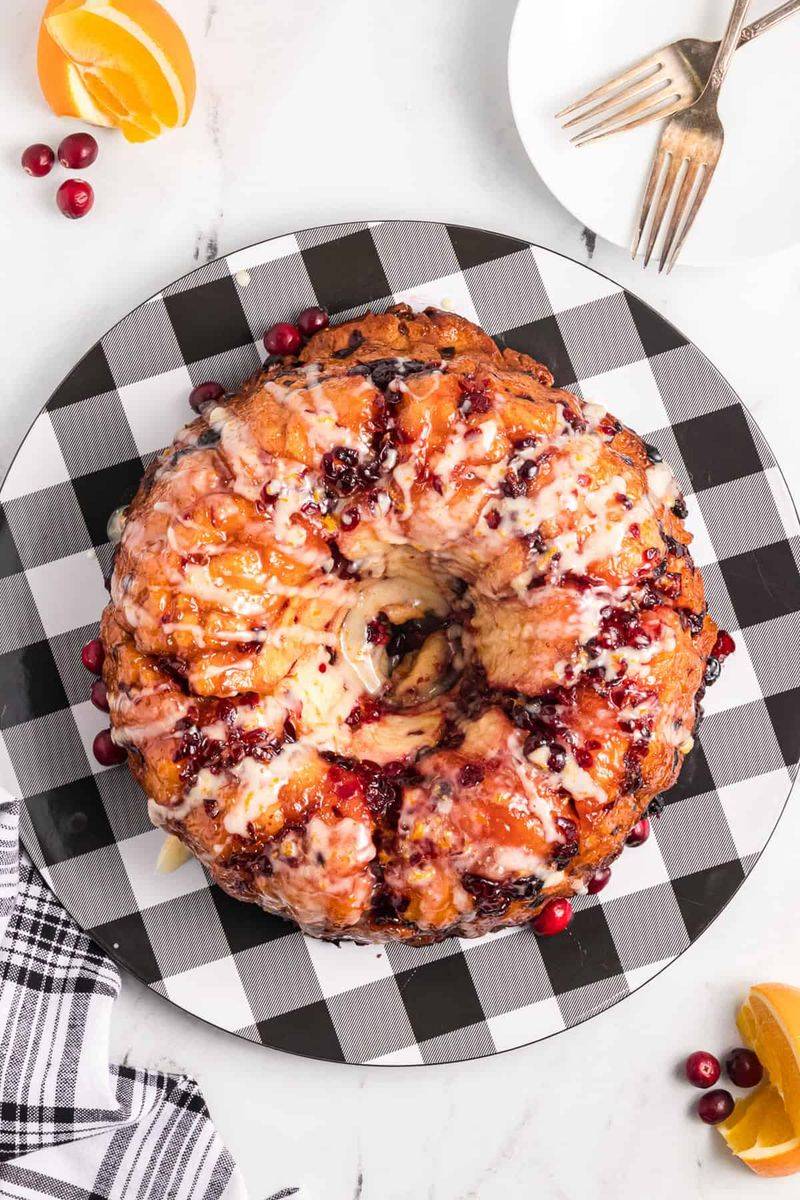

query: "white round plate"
xmin=508 ymin=0 xmax=800 ymax=265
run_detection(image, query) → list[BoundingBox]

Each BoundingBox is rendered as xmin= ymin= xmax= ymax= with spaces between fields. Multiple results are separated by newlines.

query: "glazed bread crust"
xmin=101 ymin=305 xmax=716 ymax=943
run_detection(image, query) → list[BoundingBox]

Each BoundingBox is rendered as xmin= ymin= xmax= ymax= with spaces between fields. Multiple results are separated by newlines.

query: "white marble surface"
xmin=2 ymin=2 xmax=800 ymax=1197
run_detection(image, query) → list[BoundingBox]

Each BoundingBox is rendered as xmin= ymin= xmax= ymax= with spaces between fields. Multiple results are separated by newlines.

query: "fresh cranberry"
xmin=725 ymin=1048 xmax=763 ymax=1089
xmin=711 ymin=630 xmax=736 ymax=662
xmin=21 ymin=143 xmax=55 ymax=177
xmin=56 ymin=178 xmax=94 ymax=219
xmin=92 ymin=729 xmax=126 ymax=767
xmin=685 ymin=1051 xmax=721 ymax=1089
xmin=297 ymin=306 xmax=330 ymax=337
xmin=90 ymin=678 xmax=109 ymax=713
xmin=81 ymin=638 xmax=105 ymax=674
xmin=189 ymin=381 xmax=224 ymax=412
xmin=532 ymin=897 xmax=573 ymax=937
xmin=697 ymin=1089 xmax=735 ymax=1125
xmin=264 ymin=322 xmax=302 ymax=356
xmin=626 ymin=818 xmax=650 ymax=847
xmin=57 ymin=132 xmax=99 ymax=170
xmin=587 ymin=867 xmax=611 ymax=894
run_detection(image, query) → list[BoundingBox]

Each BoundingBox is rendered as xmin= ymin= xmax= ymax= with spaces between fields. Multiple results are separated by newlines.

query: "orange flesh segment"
xmin=40 ymin=0 xmax=195 ymax=139
xmin=717 ymin=984 xmax=800 ymax=1176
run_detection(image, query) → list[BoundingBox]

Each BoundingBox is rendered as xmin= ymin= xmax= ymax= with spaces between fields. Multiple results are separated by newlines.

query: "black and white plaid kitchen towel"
xmin=0 ymin=789 xmax=252 ymax=1200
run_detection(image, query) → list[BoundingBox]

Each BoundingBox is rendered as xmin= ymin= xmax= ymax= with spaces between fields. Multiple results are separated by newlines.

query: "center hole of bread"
xmin=383 ymin=612 xmax=458 ymax=708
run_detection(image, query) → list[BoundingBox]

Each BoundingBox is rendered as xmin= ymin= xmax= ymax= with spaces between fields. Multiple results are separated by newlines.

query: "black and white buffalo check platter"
xmin=1 ymin=220 xmax=798 ymax=1066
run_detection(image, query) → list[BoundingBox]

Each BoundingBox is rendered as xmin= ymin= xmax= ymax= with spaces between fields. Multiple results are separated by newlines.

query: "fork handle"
xmin=741 ymin=0 xmax=800 ymax=44
xmin=704 ymin=0 xmax=753 ymax=100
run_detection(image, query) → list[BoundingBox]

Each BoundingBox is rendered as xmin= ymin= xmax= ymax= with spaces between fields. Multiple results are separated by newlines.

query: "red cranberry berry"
xmin=90 ymin=678 xmax=109 ymax=713
xmin=56 ymin=178 xmax=94 ymax=219
xmin=264 ymin=322 xmax=302 ymax=356
xmin=532 ymin=897 xmax=573 ymax=937
xmin=297 ymin=306 xmax=330 ymax=338
xmin=587 ymin=867 xmax=611 ymax=894
xmin=685 ymin=1050 xmax=721 ymax=1089
xmin=57 ymin=132 xmax=99 ymax=170
xmin=711 ymin=630 xmax=736 ymax=662
xmin=189 ymin=381 xmax=224 ymax=412
xmin=697 ymin=1089 xmax=735 ymax=1125
xmin=626 ymin=817 xmax=650 ymax=847
xmin=81 ymin=638 xmax=105 ymax=674
xmin=21 ymin=143 xmax=55 ymax=177
xmin=92 ymin=729 xmax=126 ymax=767
xmin=725 ymin=1048 xmax=763 ymax=1089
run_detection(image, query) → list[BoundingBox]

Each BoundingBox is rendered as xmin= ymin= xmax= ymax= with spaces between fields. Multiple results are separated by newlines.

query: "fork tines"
xmin=631 ymin=147 xmax=713 ymax=273
xmin=556 ymin=55 xmax=685 ymax=146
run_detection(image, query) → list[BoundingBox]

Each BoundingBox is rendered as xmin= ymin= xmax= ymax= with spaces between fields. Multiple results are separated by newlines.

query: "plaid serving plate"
xmin=1 ymin=220 xmax=798 ymax=1065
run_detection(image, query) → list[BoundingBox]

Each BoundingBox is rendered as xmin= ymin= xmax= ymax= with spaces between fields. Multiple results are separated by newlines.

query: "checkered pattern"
xmin=0 ymin=792 xmax=251 ymax=1200
xmin=1 ymin=222 xmax=798 ymax=1066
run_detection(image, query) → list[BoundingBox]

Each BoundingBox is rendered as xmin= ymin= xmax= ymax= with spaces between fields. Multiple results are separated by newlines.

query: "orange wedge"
xmin=717 ymin=983 xmax=800 ymax=1176
xmin=720 ymin=1085 xmax=800 ymax=1177
xmin=38 ymin=0 xmax=195 ymax=143
xmin=38 ymin=0 xmax=114 ymax=128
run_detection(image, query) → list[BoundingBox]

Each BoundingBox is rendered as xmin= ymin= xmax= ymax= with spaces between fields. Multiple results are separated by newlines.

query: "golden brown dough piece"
xmin=100 ymin=304 xmax=723 ymax=943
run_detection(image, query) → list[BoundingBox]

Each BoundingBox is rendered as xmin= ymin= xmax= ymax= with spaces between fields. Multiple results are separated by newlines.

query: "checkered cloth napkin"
xmin=0 ymin=789 xmax=255 ymax=1200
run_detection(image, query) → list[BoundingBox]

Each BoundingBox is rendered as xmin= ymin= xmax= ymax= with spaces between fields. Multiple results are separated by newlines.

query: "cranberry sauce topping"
xmin=174 ymin=693 xmax=280 ymax=786
xmin=458 ymin=763 xmax=485 ymax=787
xmin=344 ymin=696 xmax=384 ymax=730
xmin=347 ymin=358 xmax=432 ymax=393
xmin=462 ymin=871 xmax=543 ymax=918
xmin=326 ymin=539 xmax=359 ymax=579
xmin=366 ymin=612 xmax=391 ymax=646
xmin=552 ymin=816 xmax=579 ymax=868
xmin=332 ymin=330 xmax=365 ymax=359
xmin=321 ymin=446 xmax=361 ymax=497
xmin=589 ymin=605 xmax=652 ymax=653
xmin=457 ymin=375 xmax=492 ymax=416
xmin=322 ymin=753 xmax=421 ymax=819
xmin=386 ymin=612 xmax=447 ymax=659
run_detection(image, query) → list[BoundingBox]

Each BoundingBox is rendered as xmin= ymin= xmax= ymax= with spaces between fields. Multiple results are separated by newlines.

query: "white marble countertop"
xmin=2 ymin=2 xmax=800 ymax=1197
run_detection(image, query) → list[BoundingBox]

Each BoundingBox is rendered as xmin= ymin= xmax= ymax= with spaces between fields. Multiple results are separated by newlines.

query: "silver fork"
xmin=632 ymin=0 xmax=752 ymax=273
xmin=557 ymin=0 xmax=800 ymax=146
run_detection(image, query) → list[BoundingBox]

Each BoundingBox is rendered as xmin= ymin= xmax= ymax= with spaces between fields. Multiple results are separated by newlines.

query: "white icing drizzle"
xmin=118 ymin=352 xmax=699 ymax=923
xmin=506 ymin=732 xmax=560 ymax=843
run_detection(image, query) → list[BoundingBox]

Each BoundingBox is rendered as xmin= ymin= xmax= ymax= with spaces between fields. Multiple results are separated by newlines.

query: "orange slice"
xmin=38 ymin=0 xmax=114 ymax=128
xmin=38 ymin=0 xmax=195 ymax=143
xmin=717 ymin=983 xmax=800 ymax=1176
xmin=720 ymin=1085 xmax=800 ymax=1177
